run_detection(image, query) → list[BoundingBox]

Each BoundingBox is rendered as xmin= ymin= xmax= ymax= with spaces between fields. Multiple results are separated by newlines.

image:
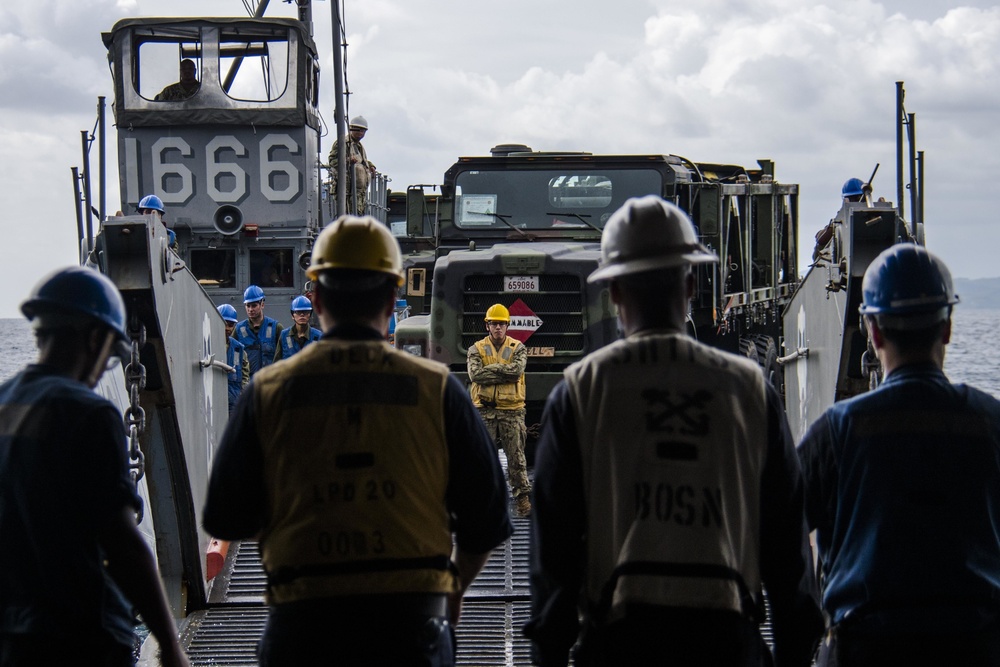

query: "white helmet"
xmin=588 ymin=195 xmax=717 ymax=284
xmin=349 ymin=115 xmax=368 ymax=130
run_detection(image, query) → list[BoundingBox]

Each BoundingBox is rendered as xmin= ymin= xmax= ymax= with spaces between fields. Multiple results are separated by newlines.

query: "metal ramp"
xmin=178 ymin=511 xmax=533 ymax=666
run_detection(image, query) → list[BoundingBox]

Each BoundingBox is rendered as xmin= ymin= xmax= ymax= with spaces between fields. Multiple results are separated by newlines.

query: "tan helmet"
xmin=349 ymin=115 xmax=368 ymax=130
xmin=307 ymin=216 xmax=404 ymax=286
xmin=484 ymin=303 xmax=510 ymax=323
xmin=587 ymin=195 xmax=717 ymax=284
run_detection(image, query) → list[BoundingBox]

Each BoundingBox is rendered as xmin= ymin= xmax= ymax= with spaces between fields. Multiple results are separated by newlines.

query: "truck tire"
xmin=753 ymin=334 xmax=782 ymax=395
xmin=739 ymin=337 xmax=760 ymax=364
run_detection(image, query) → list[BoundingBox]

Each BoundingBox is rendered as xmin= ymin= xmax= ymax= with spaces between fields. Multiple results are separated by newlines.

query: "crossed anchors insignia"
xmin=641 ymin=388 xmax=712 ymax=436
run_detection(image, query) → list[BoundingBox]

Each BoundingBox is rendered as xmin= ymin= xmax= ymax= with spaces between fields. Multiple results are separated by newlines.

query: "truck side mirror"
xmin=406 ymin=187 xmax=425 ymax=237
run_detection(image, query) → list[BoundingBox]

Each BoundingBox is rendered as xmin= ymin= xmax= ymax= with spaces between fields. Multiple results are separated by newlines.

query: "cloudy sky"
xmin=1 ymin=0 xmax=998 ymax=317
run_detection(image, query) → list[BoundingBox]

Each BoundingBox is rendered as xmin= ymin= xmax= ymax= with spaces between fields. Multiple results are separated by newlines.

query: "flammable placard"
xmin=507 ymin=298 xmax=543 ymax=344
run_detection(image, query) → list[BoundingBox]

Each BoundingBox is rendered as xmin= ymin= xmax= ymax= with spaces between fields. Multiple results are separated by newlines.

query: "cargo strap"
xmin=591 ymin=560 xmax=765 ymax=627
xmin=267 ymin=555 xmax=457 ymax=588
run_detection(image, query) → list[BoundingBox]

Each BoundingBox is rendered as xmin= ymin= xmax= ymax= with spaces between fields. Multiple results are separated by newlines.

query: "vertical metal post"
xmin=98 ymin=96 xmax=106 ymax=223
xmin=331 ymin=0 xmax=347 ymax=217
xmin=296 ymin=0 xmax=313 ymax=33
xmin=907 ymin=112 xmax=917 ymax=234
xmin=917 ymin=150 xmax=925 ymax=236
xmin=71 ymin=167 xmax=84 ymax=248
xmin=80 ymin=130 xmax=94 ymax=250
xmin=895 ymin=81 xmax=905 ymax=220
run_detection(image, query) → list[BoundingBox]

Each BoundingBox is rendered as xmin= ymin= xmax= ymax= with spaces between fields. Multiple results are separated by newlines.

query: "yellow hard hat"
xmin=307 ymin=216 xmax=404 ymax=286
xmin=484 ymin=303 xmax=510 ymax=322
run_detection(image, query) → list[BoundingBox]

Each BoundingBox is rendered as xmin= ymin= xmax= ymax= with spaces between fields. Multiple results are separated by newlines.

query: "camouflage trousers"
xmin=329 ymin=185 xmax=368 ymax=217
xmin=478 ymin=407 xmax=531 ymax=500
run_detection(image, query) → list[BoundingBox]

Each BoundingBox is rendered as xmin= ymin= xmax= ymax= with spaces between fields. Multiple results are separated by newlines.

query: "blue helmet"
xmin=291 ymin=295 xmax=313 ymax=312
xmin=21 ymin=266 xmax=129 ymax=341
xmin=842 ymin=178 xmax=865 ymax=198
xmin=217 ymin=304 xmax=239 ymax=323
xmin=859 ymin=244 xmax=959 ymax=329
xmin=138 ymin=194 xmax=165 ymax=214
xmin=243 ymin=285 xmax=265 ymax=304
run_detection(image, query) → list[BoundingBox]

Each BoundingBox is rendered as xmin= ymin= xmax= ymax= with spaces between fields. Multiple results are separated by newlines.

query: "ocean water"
xmin=4 ymin=318 xmax=40 ymax=383
xmin=2 ymin=309 xmax=999 ymax=396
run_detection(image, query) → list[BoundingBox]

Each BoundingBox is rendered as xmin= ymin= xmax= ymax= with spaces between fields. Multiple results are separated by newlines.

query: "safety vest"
xmin=564 ymin=332 xmax=768 ymax=623
xmin=251 ymin=338 xmax=457 ymax=604
xmin=225 ymin=337 xmax=245 ymax=413
xmin=278 ymin=326 xmax=322 ymax=360
xmin=469 ymin=335 xmax=526 ymax=410
xmin=234 ymin=316 xmax=279 ymax=375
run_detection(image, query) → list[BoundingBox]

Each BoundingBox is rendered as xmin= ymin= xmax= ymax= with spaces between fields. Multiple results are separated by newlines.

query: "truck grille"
xmin=461 ymin=274 xmax=584 ymax=353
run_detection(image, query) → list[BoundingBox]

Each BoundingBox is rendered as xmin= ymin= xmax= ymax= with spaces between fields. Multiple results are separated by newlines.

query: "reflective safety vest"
xmin=564 ymin=332 xmax=768 ymax=623
xmin=234 ymin=316 xmax=279 ymax=375
xmin=278 ymin=326 xmax=322 ymax=360
xmin=225 ymin=337 xmax=245 ymax=413
xmin=469 ymin=336 xmax=525 ymax=410
xmin=251 ymin=338 xmax=457 ymax=604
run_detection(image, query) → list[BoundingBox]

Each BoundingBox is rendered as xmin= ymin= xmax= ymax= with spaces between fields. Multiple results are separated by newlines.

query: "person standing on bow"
xmin=203 ymin=216 xmax=512 ymax=666
xmin=524 ymin=196 xmax=822 ymax=667
xmin=0 ymin=266 xmax=189 ymax=667
xmin=234 ymin=285 xmax=282 ymax=377
xmin=799 ymin=244 xmax=1000 ymax=666
xmin=273 ymin=295 xmax=322 ymax=362
xmin=217 ymin=304 xmax=250 ymax=415
xmin=329 ymin=115 xmax=376 ymax=216
xmin=467 ymin=303 xmax=532 ymax=518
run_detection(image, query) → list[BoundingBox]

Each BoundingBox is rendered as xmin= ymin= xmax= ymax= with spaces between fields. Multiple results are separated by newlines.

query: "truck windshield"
xmin=453 ymin=168 xmax=663 ymax=230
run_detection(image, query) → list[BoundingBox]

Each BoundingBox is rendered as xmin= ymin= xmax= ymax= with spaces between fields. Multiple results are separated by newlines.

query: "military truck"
xmin=393 ymin=145 xmax=800 ymax=435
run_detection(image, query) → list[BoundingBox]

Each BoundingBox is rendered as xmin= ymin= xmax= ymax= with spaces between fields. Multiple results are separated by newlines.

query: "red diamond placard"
xmin=507 ymin=298 xmax=543 ymax=344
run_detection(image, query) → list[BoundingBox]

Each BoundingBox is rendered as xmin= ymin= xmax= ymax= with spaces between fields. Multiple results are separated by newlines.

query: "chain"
xmin=859 ymin=315 xmax=882 ymax=391
xmin=123 ymin=312 xmax=147 ymax=523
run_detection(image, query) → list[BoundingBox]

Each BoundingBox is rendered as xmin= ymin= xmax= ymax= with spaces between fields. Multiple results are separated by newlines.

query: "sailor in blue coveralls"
xmin=137 ymin=194 xmax=178 ymax=249
xmin=217 ymin=304 xmax=249 ymax=415
xmin=799 ymin=244 xmax=1000 ymax=666
xmin=0 ymin=266 xmax=189 ymax=667
xmin=234 ymin=285 xmax=282 ymax=376
xmin=273 ymin=295 xmax=322 ymax=362
xmin=203 ymin=216 xmax=512 ymax=666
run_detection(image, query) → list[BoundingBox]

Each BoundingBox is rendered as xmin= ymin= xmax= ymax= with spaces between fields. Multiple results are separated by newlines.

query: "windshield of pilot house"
xmin=134 ymin=28 xmax=290 ymax=103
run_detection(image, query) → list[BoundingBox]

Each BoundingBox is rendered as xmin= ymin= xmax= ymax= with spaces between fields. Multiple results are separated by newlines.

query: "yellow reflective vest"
xmin=251 ymin=338 xmax=457 ymax=604
xmin=469 ymin=335 xmax=526 ymax=410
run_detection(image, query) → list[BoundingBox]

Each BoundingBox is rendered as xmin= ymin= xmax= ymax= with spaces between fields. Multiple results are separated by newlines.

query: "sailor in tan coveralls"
xmin=468 ymin=303 xmax=532 ymax=517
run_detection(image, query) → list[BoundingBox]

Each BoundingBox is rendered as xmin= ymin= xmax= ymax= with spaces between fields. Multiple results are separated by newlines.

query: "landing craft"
xmin=71 ymin=2 xmax=537 ymax=663
xmin=781 ymin=82 xmax=925 ymax=442
xmin=78 ymin=12 xmax=343 ymax=621
xmin=68 ymin=0 xmax=925 ymax=659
